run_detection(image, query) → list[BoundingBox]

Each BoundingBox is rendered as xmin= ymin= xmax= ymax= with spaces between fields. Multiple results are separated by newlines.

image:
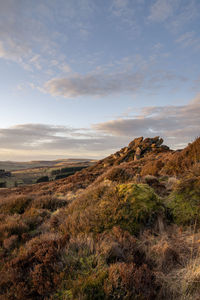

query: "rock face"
xmin=100 ymin=136 xmax=170 ymax=168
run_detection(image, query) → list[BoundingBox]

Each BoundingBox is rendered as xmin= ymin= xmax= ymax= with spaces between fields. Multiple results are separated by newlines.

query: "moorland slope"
xmin=0 ymin=136 xmax=200 ymax=300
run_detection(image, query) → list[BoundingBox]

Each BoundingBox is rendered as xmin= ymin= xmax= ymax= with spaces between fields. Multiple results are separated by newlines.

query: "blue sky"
xmin=0 ymin=0 xmax=200 ymax=160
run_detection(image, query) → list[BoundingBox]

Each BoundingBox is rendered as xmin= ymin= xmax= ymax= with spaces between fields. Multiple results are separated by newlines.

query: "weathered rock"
xmin=123 ymin=147 xmax=129 ymax=153
xmin=134 ymin=146 xmax=142 ymax=161
xmin=152 ymin=136 xmax=160 ymax=143
xmin=128 ymin=136 xmax=143 ymax=148
xmin=161 ymin=145 xmax=170 ymax=151
xmin=151 ymin=143 xmax=157 ymax=148
xmin=156 ymin=138 xmax=164 ymax=146
xmin=99 ymin=136 xmax=170 ymax=168
xmin=143 ymin=138 xmax=153 ymax=145
xmin=113 ymin=153 xmax=120 ymax=159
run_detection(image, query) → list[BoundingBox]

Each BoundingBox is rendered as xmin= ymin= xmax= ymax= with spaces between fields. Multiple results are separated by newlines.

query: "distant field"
xmin=0 ymin=159 xmax=96 ymax=188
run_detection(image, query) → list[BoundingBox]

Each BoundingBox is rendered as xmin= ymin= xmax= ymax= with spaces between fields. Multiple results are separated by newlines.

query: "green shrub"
xmin=73 ymin=269 xmax=108 ymax=300
xmin=168 ymin=174 xmax=200 ymax=227
xmin=65 ymin=183 xmax=163 ymax=236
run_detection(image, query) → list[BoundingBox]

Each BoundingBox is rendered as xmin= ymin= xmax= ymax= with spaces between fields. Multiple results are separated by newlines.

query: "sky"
xmin=0 ymin=0 xmax=200 ymax=161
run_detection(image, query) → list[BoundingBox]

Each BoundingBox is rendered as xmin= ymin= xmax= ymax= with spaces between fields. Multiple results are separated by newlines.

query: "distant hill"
xmin=0 ymin=158 xmax=96 ymax=171
xmin=0 ymin=136 xmax=200 ymax=300
xmin=0 ymin=158 xmax=96 ymax=188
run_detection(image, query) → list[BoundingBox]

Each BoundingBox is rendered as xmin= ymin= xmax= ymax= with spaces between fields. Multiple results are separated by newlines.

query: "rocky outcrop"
xmin=99 ymin=136 xmax=170 ymax=168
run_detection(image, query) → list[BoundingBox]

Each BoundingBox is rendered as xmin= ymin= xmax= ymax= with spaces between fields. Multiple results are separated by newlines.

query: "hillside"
xmin=0 ymin=136 xmax=200 ymax=299
xmin=0 ymin=159 xmax=95 ymax=188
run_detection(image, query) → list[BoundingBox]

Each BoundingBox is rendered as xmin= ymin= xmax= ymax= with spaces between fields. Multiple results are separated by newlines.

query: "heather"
xmin=0 ymin=137 xmax=200 ymax=299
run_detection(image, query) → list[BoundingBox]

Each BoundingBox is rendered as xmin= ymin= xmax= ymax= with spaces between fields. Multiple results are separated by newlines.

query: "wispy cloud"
xmin=0 ymin=0 xmax=95 ymax=71
xmin=44 ymin=67 xmax=186 ymax=98
xmin=176 ymin=31 xmax=200 ymax=51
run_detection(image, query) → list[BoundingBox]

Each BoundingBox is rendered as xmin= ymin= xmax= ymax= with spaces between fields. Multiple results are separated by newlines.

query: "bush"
xmin=104 ymin=262 xmax=157 ymax=299
xmin=97 ymin=226 xmax=143 ymax=265
xmin=168 ymin=172 xmax=200 ymax=227
xmin=31 ymin=195 xmax=66 ymax=211
xmin=0 ymin=196 xmax=32 ymax=214
xmin=104 ymin=167 xmax=133 ymax=183
xmin=0 ymin=216 xmax=29 ymax=242
xmin=141 ymin=160 xmax=164 ymax=176
xmin=65 ymin=183 xmax=163 ymax=236
xmin=0 ymin=235 xmax=68 ymax=299
xmin=72 ymin=269 xmax=108 ymax=300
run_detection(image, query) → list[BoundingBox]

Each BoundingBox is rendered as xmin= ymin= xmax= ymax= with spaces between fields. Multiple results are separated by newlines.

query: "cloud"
xmin=148 ymin=0 xmax=199 ymax=32
xmin=0 ymin=39 xmax=31 ymax=62
xmin=0 ymin=0 xmax=94 ymax=70
xmin=148 ymin=0 xmax=179 ymax=22
xmin=0 ymin=123 xmax=128 ymax=159
xmin=44 ymin=69 xmax=186 ymax=98
xmin=0 ymin=94 xmax=199 ymax=160
xmin=176 ymin=31 xmax=200 ymax=51
xmin=45 ymin=72 xmax=143 ymax=97
xmin=93 ymin=93 xmax=200 ymax=149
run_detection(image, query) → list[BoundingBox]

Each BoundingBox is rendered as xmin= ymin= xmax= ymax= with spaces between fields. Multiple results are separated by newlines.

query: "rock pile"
xmin=101 ymin=136 xmax=170 ymax=168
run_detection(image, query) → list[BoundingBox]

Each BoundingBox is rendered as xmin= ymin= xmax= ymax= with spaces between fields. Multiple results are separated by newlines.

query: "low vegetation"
xmin=0 ymin=137 xmax=200 ymax=299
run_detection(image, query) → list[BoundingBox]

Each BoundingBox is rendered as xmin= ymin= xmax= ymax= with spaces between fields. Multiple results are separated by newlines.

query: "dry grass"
xmin=138 ymin=226 xmax=200 ymax=300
